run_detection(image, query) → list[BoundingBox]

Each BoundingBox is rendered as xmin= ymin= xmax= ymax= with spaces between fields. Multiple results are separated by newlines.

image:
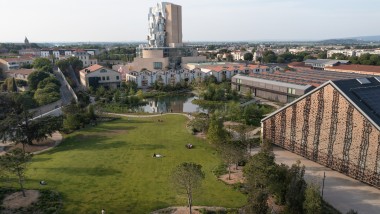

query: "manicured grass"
xmin=26 ymin=115 xmax=246 ymax=213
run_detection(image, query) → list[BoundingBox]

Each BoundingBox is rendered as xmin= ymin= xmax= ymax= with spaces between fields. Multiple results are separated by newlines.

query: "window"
xmin=102 ymin=76 xmax=105 ymax=81
xmin=116 ymin=76 xmax=119 ymax=80
xmin=100 ymin=69 xmax=107 ymax=73
xmin=106 ymin=76 xmax=110 ymax=80
xmin=153 ymin=62 xmax=162 ymax=69
xmin=287 ymin=88 xmax=296 ymax=95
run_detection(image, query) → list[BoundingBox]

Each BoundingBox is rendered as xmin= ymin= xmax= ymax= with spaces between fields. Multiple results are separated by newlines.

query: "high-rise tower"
xmin=133 ymin=2 xmax=206 ymax=71
xmin=147 ymin=2 xmax=182 ymax=48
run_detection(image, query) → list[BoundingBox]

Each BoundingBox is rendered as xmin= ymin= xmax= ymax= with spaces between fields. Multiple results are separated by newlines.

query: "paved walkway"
xmin=0 ymin=132 xmax=63 ymax=156
xmin=106 ymin=112 xmax=194 ymax=120
xmin=251 ymin=147 xmax=380 ymax=214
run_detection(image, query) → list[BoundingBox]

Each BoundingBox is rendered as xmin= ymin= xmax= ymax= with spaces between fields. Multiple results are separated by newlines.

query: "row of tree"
xmin=330 ymin=53 xmax=380 ymax=65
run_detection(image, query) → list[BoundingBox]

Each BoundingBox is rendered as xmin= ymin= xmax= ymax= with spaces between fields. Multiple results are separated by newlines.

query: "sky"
xmin=1 ymin=0 xmax=380 ymax=43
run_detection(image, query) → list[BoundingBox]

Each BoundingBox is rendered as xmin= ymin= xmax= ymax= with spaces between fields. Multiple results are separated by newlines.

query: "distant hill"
xmin=347 ymin=35 xmax=380 ymax=42
xmin=319 ymin=35 xmax=380 ymax=44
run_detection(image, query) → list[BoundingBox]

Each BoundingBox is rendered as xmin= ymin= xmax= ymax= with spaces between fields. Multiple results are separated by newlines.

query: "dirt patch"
xmin=218 ymin=166 xmax=244 ymax=184
xmin=152 ymin=206 xmax=228 ymax=214
xmin=3 ymin=190 xmax=40 ymax=210
xmin=7 ymin=138 xmax=56 ymax=153
xmin=194 ymin=132 xmax=206 ymax=139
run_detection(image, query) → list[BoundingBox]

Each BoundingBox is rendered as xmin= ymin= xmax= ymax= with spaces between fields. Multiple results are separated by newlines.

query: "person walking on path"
xmin=101 ymin=209 xmax=105 ymax=214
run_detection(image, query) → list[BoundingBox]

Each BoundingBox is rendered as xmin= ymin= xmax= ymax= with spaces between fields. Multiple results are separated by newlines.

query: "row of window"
xmin=287 ymin=88 xmax=296 ymax=95
xmin=100 ymin=76 xmax=120 ymax=81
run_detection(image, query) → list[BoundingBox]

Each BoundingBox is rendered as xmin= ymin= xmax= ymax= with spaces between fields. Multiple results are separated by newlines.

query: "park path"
xmin=0 ymin=131 xmax=63 ymax=156
xmin=106 ymin=112 xmax=194 ymax=120
xmin=250 ymin=147 xmax=380 ymax=214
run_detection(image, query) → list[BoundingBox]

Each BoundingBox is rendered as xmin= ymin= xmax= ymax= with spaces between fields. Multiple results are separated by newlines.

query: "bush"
xmin=212 ymin=163 xmax=228 ymax=177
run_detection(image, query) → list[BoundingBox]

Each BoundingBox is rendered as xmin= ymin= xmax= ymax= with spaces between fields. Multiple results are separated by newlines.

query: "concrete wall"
xmin=142 ymin=49 xmax=164 ymax=58
xmin=262 ymin=83 xmax=380 ymax=187
xmin=181 ymin=56 xmax=207 ymax=64
xmin=132 ymin=57 xmax=169 ymax=71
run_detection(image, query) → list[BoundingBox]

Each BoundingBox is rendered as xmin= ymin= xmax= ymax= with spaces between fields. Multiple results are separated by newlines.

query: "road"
xmin=251 ymin=147 xmax=380 ymax=214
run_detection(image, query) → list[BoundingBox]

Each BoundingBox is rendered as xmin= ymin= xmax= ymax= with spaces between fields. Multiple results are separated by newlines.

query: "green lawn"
xmin=26 ymin=115 xmax=246 ymax=213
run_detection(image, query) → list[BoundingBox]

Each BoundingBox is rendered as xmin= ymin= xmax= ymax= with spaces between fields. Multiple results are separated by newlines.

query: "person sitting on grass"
xmin=153 ymin=153 xmax=163 ymax=158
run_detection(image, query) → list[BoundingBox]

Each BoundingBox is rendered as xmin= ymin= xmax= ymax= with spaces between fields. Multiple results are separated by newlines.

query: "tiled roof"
xmin=201 ymin=64 xmax=268 ymax=72
xmin=79 ymin=64 xmax=103 ymax=73
xmin=246 ymin=69 xmax=373 ymax=87
xmin=1 ymin=57 xmax=34 ymax=63
xmin=5 ymin=69 xmax=35 ymax=75
xmin=328 ymin=64 xmax=380 ymax=74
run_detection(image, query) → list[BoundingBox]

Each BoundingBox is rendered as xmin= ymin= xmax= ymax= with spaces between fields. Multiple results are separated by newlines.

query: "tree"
xmin=244 ymin=188 xmax=269 ymax=214
xmin=0 ymin=148 xmax=32 ymax=197
xmin=218 ymin=142 xmax=246 ymax=180
xmin=27 ymin=70 xmax=50 ymax=90
xmin=32 ymin=58 xmax=53 ymax=73
xmin=303 ymin=183 xmax=322 ymax=214
xmin=285 ymin=160 xmax=307 ymax=213
xmin=171 ymin=162 xmax=205 ymax=214
xmin=318 ymin=51 xmax=327 ymax=59
xmin=244 ymin=52 xmax=253 ymax=61
xmin=0 ymin=93 xmax=62 ymax=152
xmin=207 ymin=116 xmax=228 ymax=144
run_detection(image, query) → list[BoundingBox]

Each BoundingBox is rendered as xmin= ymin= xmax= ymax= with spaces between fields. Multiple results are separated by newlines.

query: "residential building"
xmin=231 ymin=51 xmax=250 ymax=61
xmin=79 ymin=64 xmax=121 ymax=89
xmin=72 ymin=50 xmax=98 ymax=67
xmin=262 ymin=77 xmax=380 ymax=188
xmin=19 ymin=48 xmax=41 ymax=56
xmin=0 ymin=57 xmax=34 ymax=71
xmin=304 ymin=59 xmax=350 ymax=70
xmin=126 ymin=68 xmax=205 ymax=88
xmin=5 ymin=69 xmax=35 ymax=80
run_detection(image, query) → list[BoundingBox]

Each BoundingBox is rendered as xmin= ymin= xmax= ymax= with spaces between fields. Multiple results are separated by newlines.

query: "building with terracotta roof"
xmin=231 ymin=69 xmax=375 ymax=103
xmin=290 ymin=60 xmax=380 ymax=76
xmin=326 ymin=64 xmax=380 ymax=76
xmin=79 ymin=64 xmax=121 ymax=89
xmin=0 ymin=57 xmax=34 ymax=71
xmin=5 ymin=69 xmax=35 ymax=80
xmin=262 ymin=77 xmax=380 ymax=188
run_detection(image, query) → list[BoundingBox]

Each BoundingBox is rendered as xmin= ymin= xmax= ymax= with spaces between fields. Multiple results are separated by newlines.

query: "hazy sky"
xmin=1 ymin=0 xmax=379 ymax=42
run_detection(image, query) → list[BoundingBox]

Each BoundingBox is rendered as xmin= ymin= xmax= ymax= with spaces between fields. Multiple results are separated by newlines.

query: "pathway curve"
xmin=106 ymin=112 xmax=194 ymax=120
xmin=0 ymin=131 xmax=63 ymax=156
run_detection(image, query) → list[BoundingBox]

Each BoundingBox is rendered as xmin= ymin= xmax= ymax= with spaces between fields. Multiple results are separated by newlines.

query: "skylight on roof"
xmin=375 ymin=77 xmax=380 ymax=83
xmin=357 ymin=78 xmax=371 ymax=84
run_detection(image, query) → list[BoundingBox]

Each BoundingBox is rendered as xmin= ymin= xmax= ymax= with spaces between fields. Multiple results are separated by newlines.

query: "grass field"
xmin=25 ymin=115 xmax=246 ymax=213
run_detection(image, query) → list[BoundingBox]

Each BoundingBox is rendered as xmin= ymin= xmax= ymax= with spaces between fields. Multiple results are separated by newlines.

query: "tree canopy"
xmin=32 ymin=58 xmax=53 ymax=73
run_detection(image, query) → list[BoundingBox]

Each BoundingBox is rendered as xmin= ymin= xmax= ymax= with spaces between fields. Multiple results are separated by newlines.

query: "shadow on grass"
xmin=31 ymin=157 xmax=52 ymax=162
xmin=111 ymin=119 xmax=154 ymax=125
xmin=130 ymin=144 xmax=166 ymax=150
xmin=46 ymin=137 xmax=129 ymax=154
xmin=43 ymin=166 xmax=122 ymax=176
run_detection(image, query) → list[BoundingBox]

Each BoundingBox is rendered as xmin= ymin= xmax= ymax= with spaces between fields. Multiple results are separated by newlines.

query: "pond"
xmin=133 ymin=94 xmax=208 ymax=113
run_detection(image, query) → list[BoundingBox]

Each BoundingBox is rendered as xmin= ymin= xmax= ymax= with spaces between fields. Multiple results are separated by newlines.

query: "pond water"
xmin=133 ymin=94 xmax=208 ymax=113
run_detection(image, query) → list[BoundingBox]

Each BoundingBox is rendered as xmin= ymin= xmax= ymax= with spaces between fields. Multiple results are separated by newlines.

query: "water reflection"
xmin=133 ymin=95 xmax=207 ymax=113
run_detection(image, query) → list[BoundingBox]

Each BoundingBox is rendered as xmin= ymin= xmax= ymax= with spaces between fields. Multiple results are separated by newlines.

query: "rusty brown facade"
xmin=262 ymin=81 xmax=380 ymax=188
